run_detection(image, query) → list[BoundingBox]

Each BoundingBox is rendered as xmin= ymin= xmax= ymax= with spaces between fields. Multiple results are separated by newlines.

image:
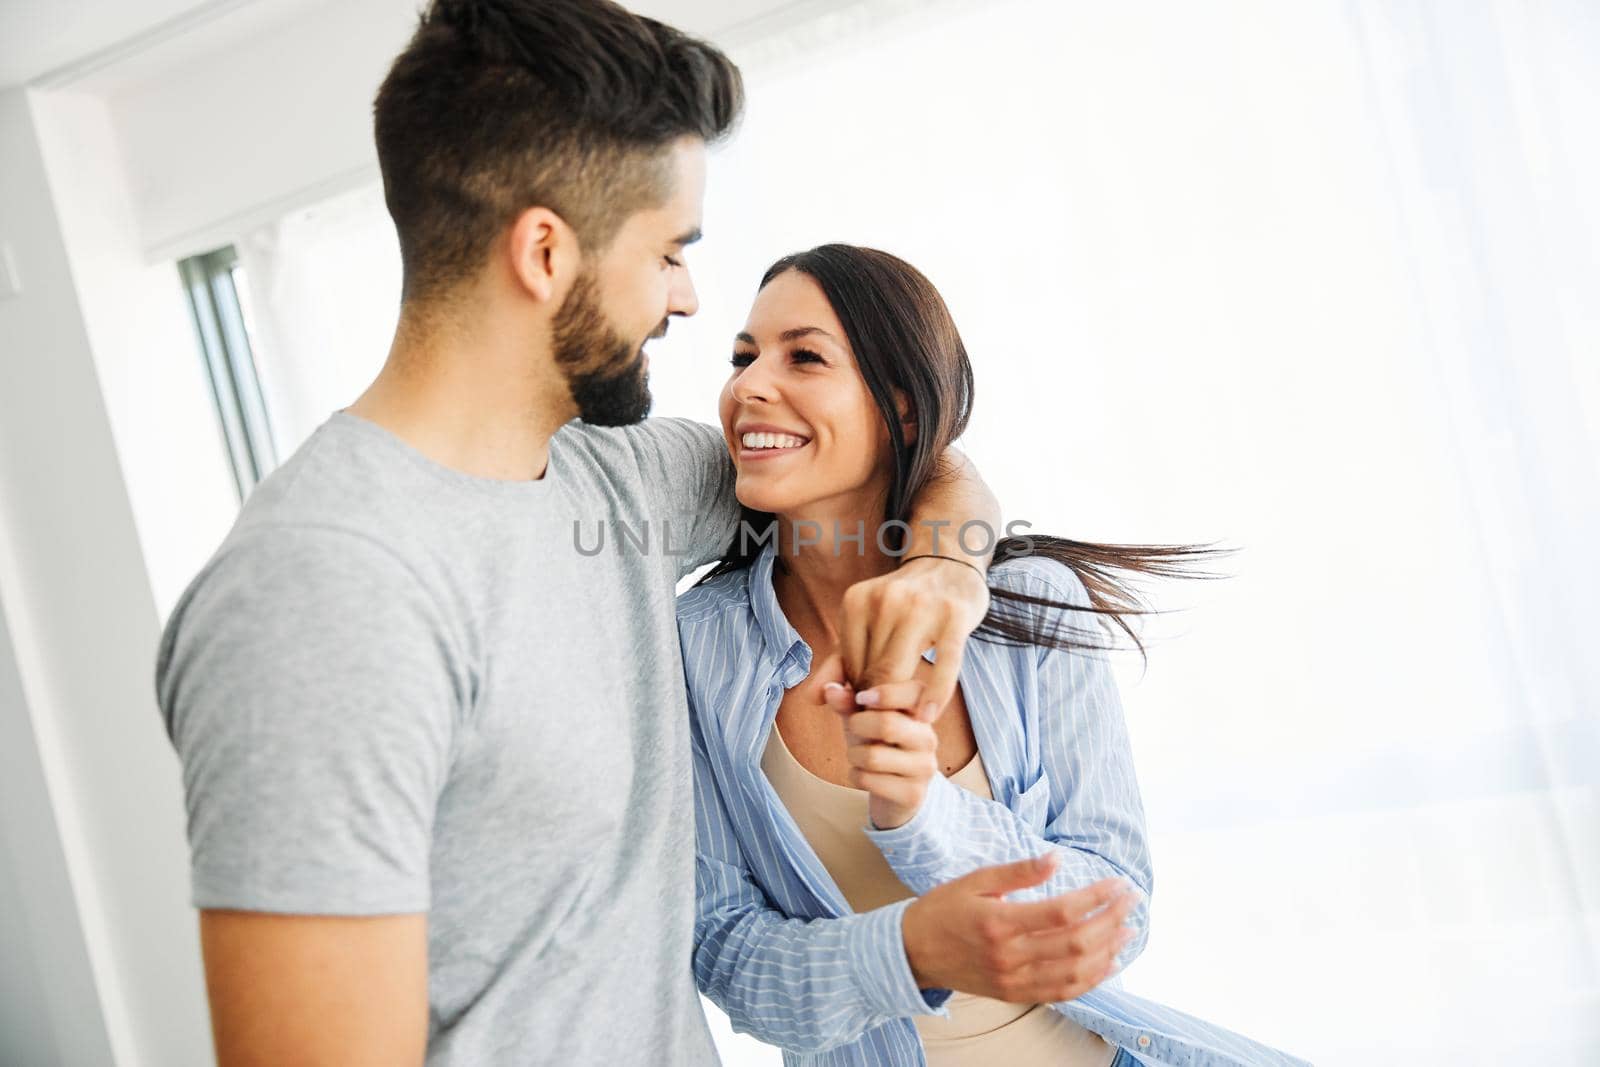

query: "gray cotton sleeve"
xmin=155 ymin=525 xmax=465 ymax=915
xmin=626 ymin=417 xmax=741 ymax=579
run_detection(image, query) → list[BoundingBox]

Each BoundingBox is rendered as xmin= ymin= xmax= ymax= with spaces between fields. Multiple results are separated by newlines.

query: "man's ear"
xmin=506 ymin=206 xmax=580 ymax=305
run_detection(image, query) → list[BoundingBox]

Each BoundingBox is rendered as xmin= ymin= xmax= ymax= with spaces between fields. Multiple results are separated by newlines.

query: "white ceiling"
xmin=0 ymin=0 xmax=831 ymax=92
xmin=0 ymin=0 xmax=224 ymax=88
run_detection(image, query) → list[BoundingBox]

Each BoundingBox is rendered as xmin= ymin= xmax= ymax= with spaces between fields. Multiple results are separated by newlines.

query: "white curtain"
xmin=239 ymin=2 xmax=1600 ymax=1063
xmin=235 ymin=181 xmax=402 ymax=454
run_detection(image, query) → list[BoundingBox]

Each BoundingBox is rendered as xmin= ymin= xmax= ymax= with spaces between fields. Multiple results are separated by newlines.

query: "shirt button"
xmin=1137 ymin=1035 xmax=1152 ymax=1048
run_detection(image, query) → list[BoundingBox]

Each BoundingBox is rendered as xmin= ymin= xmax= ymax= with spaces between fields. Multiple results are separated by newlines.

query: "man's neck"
xmin=346 ymin=306 xmax=573 ymax=482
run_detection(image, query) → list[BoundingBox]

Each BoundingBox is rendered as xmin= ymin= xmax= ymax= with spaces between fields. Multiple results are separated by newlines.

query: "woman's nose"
xmin=731 ymin=355 xmax=777 ymax=405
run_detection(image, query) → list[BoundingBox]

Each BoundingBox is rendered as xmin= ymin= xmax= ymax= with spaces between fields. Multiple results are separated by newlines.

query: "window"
xmin=178 ymin=246 xmax=278 ymax=500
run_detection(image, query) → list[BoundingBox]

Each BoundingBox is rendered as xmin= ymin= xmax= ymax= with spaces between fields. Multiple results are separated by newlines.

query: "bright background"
xmin=1 ymin=1 xmax=1596 ymax=1065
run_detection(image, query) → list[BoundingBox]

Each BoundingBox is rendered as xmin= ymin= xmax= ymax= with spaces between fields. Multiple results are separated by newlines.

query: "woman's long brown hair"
xmin=697 ymin=244 xmax=1232 ymax=662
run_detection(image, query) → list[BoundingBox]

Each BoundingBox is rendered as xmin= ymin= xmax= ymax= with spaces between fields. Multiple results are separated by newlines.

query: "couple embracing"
xmin=156 ymin=1 xmax=1308 ymax=1064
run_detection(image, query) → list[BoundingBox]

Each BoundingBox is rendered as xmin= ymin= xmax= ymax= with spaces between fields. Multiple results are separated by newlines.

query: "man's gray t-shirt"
xmin=155 ymin=411 xmax=740 ymax=1065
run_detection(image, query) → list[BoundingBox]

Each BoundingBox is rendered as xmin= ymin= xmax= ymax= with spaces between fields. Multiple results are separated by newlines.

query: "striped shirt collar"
xmin=747 ymin=539 xmax=810 ymax=678
xmin=747 ymin=539 xmax=940 ymax=685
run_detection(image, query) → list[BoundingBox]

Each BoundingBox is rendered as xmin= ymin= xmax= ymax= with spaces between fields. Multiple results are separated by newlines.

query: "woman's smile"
xmin=736 ymin=424 xmax=813 ymax=463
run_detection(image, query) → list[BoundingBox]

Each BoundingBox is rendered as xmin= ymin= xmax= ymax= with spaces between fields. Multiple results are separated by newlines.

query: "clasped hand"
xmin=820 ymin=677 xmax=1137 ymax=1001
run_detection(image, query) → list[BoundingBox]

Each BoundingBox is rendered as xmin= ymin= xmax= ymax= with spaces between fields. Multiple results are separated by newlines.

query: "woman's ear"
xmin=895 ymin=390 xmax=918 ymax=446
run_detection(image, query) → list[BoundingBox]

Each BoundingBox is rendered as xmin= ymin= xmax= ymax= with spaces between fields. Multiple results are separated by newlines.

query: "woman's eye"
xmin=663 ymin=255 xmax=683 ymax=269
xmin=729 ymin=352 xmax=755 ymax=367
xmin=792 ymin=348 xmax=824 ymax=364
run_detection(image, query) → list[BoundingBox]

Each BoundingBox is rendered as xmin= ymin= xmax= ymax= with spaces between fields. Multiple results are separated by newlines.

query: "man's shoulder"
xmin=157 ymin=422 xmax=444 ymax=672
xmin=233 ymin=416 xmax=427 ymax=539
xmin=554 ymin=416 xmax=722 ymax=483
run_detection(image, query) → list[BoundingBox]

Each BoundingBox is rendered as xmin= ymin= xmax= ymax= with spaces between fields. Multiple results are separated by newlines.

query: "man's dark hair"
xmin=374 ymin=0 xmax=743 ymax=303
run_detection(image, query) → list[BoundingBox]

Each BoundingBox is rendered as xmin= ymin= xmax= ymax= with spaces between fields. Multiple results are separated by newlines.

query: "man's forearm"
xmin=901 ymin=448 xmax=1000 ymax=569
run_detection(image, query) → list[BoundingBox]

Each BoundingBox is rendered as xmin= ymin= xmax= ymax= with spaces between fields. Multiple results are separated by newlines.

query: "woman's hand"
xmin=825 ymin=680 xmax=937 ymax=829
xmin=902 ymin=856 xmax=1136 ymax=1003
xmin=812 ymin=552 xmax=992 ymax=724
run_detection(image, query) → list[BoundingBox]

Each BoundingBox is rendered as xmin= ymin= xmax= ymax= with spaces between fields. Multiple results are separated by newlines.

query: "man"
xmin=155 ymin=1 xmax=1068 ymax=1063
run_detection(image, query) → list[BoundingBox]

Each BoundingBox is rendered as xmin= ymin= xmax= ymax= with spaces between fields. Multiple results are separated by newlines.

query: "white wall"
xmin=31 ymin=87 xmax=239 ymax=619
xmin=109 ymin=0 xmax=417 ymax=260
xmin=0 ymin=85 xmax=213 ymax=1066
xmin=99 ymin=0 xmax=830 ymax=261
xmin=0 ymin=599 xmax=99 ymax=1067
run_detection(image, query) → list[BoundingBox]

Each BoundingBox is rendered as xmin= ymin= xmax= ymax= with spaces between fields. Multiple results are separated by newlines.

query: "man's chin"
xmin=570 ymin=363 xmax=652 ymax=427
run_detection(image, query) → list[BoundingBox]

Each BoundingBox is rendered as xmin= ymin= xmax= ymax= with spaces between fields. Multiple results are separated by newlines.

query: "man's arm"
xmin=157 ymin=527 xmax=459 ymax=1065
xmin=622 ymin=418 xmax=742 ymax=580
xmin=200 ymin=912 xmax=427 ymax=1067
xmin=827 ymin=447 xmax=1000 ymax=716
xmin=901 ymin=447 xmax=1002 ymax=568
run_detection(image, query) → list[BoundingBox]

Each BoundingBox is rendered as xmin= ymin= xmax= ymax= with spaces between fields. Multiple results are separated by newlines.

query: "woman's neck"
xmin=770 ymin=511 xmax=898 ymax=650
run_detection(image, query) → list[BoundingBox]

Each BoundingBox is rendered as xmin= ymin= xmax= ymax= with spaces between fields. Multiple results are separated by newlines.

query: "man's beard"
xmin=551 ymin=269 xmax=659 ymax=427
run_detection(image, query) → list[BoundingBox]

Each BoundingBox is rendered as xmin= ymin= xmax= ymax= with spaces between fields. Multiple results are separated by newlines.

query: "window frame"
xmin=178 ymin=246 xmax=278 ymax=500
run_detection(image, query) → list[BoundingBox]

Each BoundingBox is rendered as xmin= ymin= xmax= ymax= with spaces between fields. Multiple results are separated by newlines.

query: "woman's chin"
xmin=734 ymin=488 xmax=787 ymax=515
xmin=734 ymin=480 xmax=810 ymax=518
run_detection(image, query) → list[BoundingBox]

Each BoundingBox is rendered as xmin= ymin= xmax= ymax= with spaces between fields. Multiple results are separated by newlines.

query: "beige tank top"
xmin=761 ymin=726 xmax=1116 ymax=1067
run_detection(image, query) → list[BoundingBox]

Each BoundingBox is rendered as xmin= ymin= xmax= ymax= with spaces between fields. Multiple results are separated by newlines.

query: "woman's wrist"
xmin=899 ymin=552 xmax=985 ymax=580
xmin=901 ymin=896 xmax=939 ymax=988
xmin=868 ymin=796 xmax=919 ymax=831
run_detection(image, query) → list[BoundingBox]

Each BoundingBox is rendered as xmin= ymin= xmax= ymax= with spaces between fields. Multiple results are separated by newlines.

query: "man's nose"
xmin=668 ymin=265 xmax=699 ymax=318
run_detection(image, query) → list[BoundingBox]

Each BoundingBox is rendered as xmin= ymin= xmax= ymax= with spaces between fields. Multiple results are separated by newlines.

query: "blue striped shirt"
xmin=677 ymin=541 xmax=1311 ymax=1066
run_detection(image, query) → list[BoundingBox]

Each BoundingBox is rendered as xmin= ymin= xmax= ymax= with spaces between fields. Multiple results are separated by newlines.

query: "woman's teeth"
xmin=741 ymin=432 xmax=808 ymax=450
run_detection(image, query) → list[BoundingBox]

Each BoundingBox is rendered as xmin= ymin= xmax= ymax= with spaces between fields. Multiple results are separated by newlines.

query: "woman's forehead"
xmin=744 ymin=271 xmax=843 ymax=338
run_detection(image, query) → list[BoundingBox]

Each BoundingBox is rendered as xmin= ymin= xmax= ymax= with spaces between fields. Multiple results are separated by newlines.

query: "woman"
xmin=677 ymin=245 xmax=1308 ymax=1066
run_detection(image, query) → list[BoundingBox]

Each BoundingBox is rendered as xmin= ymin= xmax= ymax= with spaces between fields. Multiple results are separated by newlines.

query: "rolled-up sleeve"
xmin=863 ymin=560 xmax=1154 ymax=971
xmin=690 ymin=709 xmax=949 ymax=1053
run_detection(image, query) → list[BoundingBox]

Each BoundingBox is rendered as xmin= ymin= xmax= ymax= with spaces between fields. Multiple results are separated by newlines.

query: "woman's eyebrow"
xmin=734 ymin=326 xmax=836 ymax=345
xmin=780 ymin=326 xmax=835 ymax=343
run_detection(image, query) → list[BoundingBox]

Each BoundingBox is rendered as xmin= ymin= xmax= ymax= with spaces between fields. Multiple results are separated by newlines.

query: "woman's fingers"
xmin=853 ymin=680 xmax=926 ymax=713
xmin=811 ymin=652 xmax=851 ymax=701
xmin=846 ymin=741 xmax=936 ymax=778
xmin=1011 ymin=907 xmax=1137 ymax=998
xmin=1003 ymin=877 xmax=1131 ymax=935
xmin=1003 ymin=944 xmax=1123 ymax=1003
xmin=848 ymin=770 xmax=927 ymax=807
xmin=843 ymin=710 xmax=936 ymax=750
xmin=1015 ymin=895 xmax=1135 ymax=961
xmin=986 ymin=891 xmax=1137 ymax=1001
xmin=821 ymin=682 xmax=857 ymax=721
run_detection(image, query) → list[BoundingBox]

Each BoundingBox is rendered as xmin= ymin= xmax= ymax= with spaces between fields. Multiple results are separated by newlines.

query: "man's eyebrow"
xmin=733 ymin=326 xmax=836 ymax=346
xmin=673 ymin=228 xmax=703 ymax=247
